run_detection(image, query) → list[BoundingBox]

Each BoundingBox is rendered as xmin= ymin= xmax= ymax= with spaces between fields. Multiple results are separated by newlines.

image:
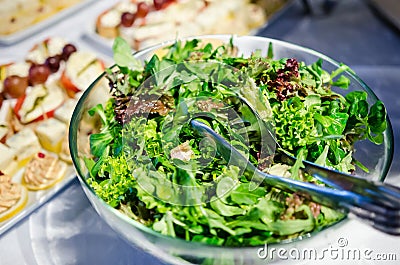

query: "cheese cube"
xmin=0 ymin=99 xmax=15 ymax=126
xmin=0 ymin=126 xmax=8 ymax=140
xmin=54 ymin=99 xmax=77 ymax=124
xmin=0 ymin=99 xmax=14 ymax=141
xmin=35 ymin=118 xmax=67 ymax=153
xmin=19 ymin=81 xmax=64 ymax=124
xmin=26 ymin=37 xmax=67 ymax=64
xmin=6 ymin=62 xmax=30 ymax=77
xmin=46 ymin=37 xmax=67 ymax=58
xmin=6 ymin=128 xmax=41 ymax=167
xmin=0 ymin=143 xmax=16 ymax=174
xmin=65 ymin=52 xmax=103 ymax=92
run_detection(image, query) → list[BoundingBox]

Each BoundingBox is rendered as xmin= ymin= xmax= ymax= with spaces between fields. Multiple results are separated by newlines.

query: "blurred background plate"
xmin=0 ymin=0 xmax=96 ymax=45
xmin=84 ymin=0 xmax=295 ymax=56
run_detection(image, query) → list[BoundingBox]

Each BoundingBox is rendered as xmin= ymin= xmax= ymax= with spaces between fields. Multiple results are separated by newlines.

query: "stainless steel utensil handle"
xmin=292 ymin=155 xmax=400 ymax=204
xmin=190 ymin=119 xmax=400 ymax=235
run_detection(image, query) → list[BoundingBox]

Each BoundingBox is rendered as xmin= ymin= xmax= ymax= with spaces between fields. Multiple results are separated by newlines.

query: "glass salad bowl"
xmin=69 ymin=35 xmax=394 ymax=265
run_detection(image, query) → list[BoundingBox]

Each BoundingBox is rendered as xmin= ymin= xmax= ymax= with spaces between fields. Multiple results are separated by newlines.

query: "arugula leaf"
xmin=112 ymin=37 xmax=142 ymax=70
xmin=164 ymin=39 xmax=199 ymax=62
xmin=266 ymin=205 xmax=315 ymax=235
xmin=314 ymin=144 xmax=330 ymax=166
xmin=230 ymin=183 xmax=266 ymax=205
xmin=289 ymin=148 xmax=307 ymax=180
xmin=330 ymin=63 xmax=354 ymax=79
xmin=256 ymin=197 xmax=283 ymax=224
xmin=210 ymin=197 xmax=246 ymax=217
xmin=204 ymin=208 xmax=236 ymax=236
xmin=331 ymin=75 xmax=350 ymax=89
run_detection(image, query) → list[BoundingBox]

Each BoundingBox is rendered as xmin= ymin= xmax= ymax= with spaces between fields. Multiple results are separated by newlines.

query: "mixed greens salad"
xmin=84 ymin=37 xmax=387 ymax=246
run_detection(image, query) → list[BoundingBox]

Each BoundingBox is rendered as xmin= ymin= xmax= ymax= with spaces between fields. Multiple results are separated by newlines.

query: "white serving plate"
xmin=84 ymin=0 xmax=294 ymax=53
xmin=0 ymin=167 xmax=76 ymax=236
xmin=0 ymin=0 xmax=97 ymax=45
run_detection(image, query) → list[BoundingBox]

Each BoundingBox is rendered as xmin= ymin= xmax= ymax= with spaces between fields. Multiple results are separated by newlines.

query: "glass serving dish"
xmin=69 ymin=35 xmax=394 ymax=265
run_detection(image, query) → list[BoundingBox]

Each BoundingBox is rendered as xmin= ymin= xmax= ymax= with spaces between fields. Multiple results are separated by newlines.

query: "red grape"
xmin=44 ymin=55 xmax=61 ymax=73
xmin=121 ymin=12 xmax=135 ymax=27
xmin=153 ymin=0 xmax=166 ymax=10
xmin=28 ymin=64 xmax=51 ymax=85
xmin=61 ymin=44 xmax=77 ymax=61
xmin=3 ymin=75 xmax=28 ymax=98
xmin=136 ymin=2 xmax=150 ymax=18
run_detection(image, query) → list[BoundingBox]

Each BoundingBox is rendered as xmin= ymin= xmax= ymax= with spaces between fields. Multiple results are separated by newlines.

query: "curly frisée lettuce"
xmin=84 ymin=37 xmax=387 ymax=246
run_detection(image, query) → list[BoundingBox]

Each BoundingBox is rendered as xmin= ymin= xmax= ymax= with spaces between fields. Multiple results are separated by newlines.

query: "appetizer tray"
xmin=0 ymin=37 xmax=109 ymax=236
xmin=86 ymin=0 xmax=294 ymax=52
xmin=0 ymin=0 xmax=97 ymax=45
xmin=0 ymin=167 xmax=76 ymax=236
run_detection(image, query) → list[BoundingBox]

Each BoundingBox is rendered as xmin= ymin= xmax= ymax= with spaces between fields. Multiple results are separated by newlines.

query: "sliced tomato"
xmin=60 ymin=70 xmax=80 ymax=98
xmin=13 ymin=95 xmax=26 ymax=119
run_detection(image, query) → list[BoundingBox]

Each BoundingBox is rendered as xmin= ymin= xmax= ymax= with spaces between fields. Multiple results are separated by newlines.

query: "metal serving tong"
xmin=190 ymin=115 xmax=400 ymax=235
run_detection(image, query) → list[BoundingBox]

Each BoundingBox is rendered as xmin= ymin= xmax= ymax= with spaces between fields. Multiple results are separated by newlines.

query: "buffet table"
xmin=1 ymin=0 xmax=399 ymax=264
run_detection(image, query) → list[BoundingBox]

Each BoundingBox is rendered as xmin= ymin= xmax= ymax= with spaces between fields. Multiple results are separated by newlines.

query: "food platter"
xmin=85 ymin=0 xmax=294 ymax=52
xmin=0 ymin=165 xmax=76 ymax=236
xmin=0 ymin=0 xmax=97 ymax=45
xmin=0 ymin=37 xmax=109 ymax=236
